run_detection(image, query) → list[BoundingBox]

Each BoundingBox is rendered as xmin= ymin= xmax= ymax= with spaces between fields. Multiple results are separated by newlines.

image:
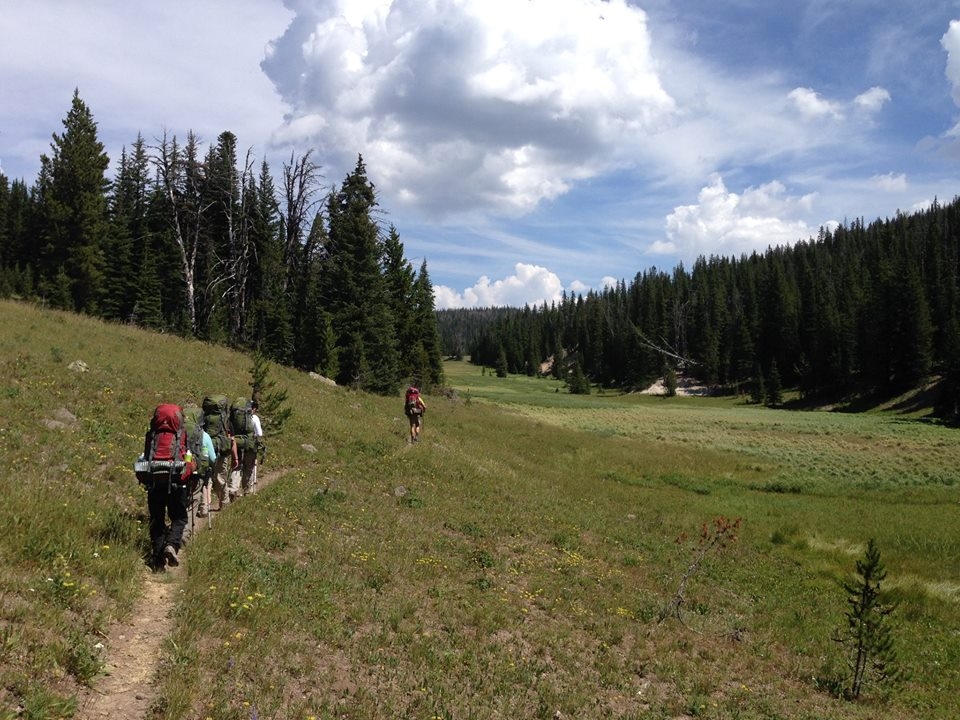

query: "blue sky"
xmin=3 ymin=1 xmax=960 ymax=308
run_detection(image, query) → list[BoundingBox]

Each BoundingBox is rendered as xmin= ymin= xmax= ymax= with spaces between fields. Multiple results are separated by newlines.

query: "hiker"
xmin=200 ymin=394 xmax=239 ymax=512
xmin=229 ymin=398 xmax=263 ymax=499
xmin=193 ymin=421 xmax=219 ymax=519
xmin=404 ymin=385 xmax=426 ymax=443
xmin=137 ymin=404 xmax=195 ymax=571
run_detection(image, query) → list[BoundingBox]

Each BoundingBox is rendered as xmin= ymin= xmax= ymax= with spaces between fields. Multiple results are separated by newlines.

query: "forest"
xmin=5 ymin=92 xmax=959 ymax=412
xmin=440 ymin=196 xmax=960 ymax=413
xmin=0 ymin=91 xmax=444 ymax=395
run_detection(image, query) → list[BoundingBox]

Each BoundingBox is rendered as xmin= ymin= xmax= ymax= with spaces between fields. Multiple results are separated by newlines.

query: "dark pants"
xmin=146 ymin=479 xmax=189 ymax=567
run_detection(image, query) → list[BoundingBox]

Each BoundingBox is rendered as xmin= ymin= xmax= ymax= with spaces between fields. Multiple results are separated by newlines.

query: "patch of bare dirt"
xmin=640 ymin=376 xmax=711 ymax=396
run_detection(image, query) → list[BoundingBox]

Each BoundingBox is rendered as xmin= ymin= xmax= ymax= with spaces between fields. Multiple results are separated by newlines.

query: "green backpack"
xmin=181 ymin=403 xmax=212 ymax=476
xmin=201 ymin=394 xmax=231 ymax=455
xmin=230 ymin=397 xmax=257 ymax=450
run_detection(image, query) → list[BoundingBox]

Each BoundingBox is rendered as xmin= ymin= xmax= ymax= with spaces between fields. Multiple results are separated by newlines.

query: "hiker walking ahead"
xmin=200 ymin=394 xmax=238 ymax=512
xmin=404 ymin=385 xmax=426 ymax=443
xmin=190 ymin=419 xmax=219 ymax=519
xmin=136 ymin=404 xmax=196 ymax=571
xmin=229 ymin=397 xmax=263 ymax=498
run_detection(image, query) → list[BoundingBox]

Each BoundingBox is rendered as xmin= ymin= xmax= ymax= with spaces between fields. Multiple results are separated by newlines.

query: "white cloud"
xmin=942 ymin=20 xmax=960 ymax=106
xmin=854 ymin=86 xmax=891 ymax=113
xmin=788 ymin=87 xmax=843 ymax=120
xmin=656 ymin=175 xmax=815 ymax=258
xmin=262 ymin=0 xmax=676 ymax=216
xmin=433 ymin=262 xmax=564 ymax=309
xmin=870 ymin=172 xmax=908 ymax=191
xmin=784 ymin=84 xmax=887 ymax=122
xmin=568 ymin=280 xmax=592 ymax=295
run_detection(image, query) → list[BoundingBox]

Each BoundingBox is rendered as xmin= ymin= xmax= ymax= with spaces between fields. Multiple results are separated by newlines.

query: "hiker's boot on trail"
xmin=164 ymin=545 xmax=179 ymax=567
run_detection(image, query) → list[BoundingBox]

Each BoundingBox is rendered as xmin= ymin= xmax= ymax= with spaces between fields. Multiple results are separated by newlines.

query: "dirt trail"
xmin=74 ymin=470 xmax=282 ymax=720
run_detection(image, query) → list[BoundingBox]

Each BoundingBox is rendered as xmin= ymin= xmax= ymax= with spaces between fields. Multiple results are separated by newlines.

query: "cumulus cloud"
xmin=870 ymin=172 xmax=908 ymax=191
xmin=788 ymin=87 xmax=843 ymax=120
xmin=433 ymin=262 xmax=564 ymax=309
xmin=942 ymin=20 xmax=960 ymax=106
xmin=655 ymin=175 xmax=816 ymax=258
xmin=262 ymin=0 xmax=675 ymax=216
xmin=854 ymin=86 xmax=891 ymax=113
xmin=788 ymin=85 xmax=891 ymax=121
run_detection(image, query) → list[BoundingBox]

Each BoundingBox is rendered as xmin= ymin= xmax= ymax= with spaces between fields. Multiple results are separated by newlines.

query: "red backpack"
xmin=135 ymin=404 xmax=188 ymax=485
xmin=404 ymin=387 xmax=422 ymax=416
xmin=148 ymin=404 xmax=187 ymax=462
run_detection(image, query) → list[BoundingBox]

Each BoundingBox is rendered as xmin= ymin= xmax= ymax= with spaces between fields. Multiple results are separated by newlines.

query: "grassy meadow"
xmin=1 ymin=299 xmax=959 ymax=719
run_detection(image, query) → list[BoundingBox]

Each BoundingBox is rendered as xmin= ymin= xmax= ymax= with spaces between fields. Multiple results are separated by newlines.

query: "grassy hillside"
xmin=1 ymin=300 xmax=959 ymax=719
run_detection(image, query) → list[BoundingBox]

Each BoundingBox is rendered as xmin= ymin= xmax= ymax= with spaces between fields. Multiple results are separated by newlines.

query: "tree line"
xmin=0 ymin=90 xmax=443 ymax=395
xmin=450 ymin=197 xmax=960 ymax=412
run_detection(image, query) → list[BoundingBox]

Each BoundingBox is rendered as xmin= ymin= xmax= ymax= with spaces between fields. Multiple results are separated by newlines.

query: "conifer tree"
xmin=248 ymin=160 xmax=292 ymax=361
xmin=36 ymin=89 xmax=110 ymax=312
xmin=103 ymin=137 xmax=150 ymax=321
xmin=382 ymin=224 xmax=416 ymax=375
xmin=410 ymin=259 xmax=445 ymax=388
xmin=320 ymin=156 xmax=400 ymax=394
xmin=835 ymin=539 xmax=899 ymax=700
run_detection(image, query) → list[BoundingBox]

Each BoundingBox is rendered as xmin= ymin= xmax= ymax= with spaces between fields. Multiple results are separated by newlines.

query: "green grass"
xmin=1 ymin=300 xmax=959 ymax=719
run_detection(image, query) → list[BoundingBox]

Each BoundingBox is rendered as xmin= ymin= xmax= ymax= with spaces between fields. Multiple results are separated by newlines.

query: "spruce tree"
xmin=836 ymin=539 xmax=899 ymax=700
xmin=103 ymin=138 xmax=150 ymax=321
xmin=36 ymin=89 xmax=110 ymax=312
xmin=411 ymin=260 xmax=445 ymax=388
xmin=381 ymin=224 xmax=416 ymax=377
xmin=248 ymin=160 xmax=292 ymax=361
xmin=320 ymin=156 xmax=400 ymax=394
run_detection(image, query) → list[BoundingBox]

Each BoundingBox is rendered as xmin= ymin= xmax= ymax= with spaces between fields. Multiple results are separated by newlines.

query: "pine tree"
xmin=320 ymin=156 xmax=400 ymax=394
xmin=495 ymin=346 xmax=509 ymax=378
xmin=835 ymin=539 xmax=899 ymax=700
xmin=410 ymin=260 xmax=445 ymax=388
xmin=381 ymin=224 xmax=416 ymax=376
xmin=103 ymin=138 xmax=150 ymax=321
xmin=248 ymin=160 xmax=292 ymax=361
xmin=36 ymin=89 xmax=110 ymax=312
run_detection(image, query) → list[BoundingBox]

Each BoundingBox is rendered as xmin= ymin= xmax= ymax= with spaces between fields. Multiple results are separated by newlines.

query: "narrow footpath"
xmin=74 ymin=470 xmax=281 ymax=719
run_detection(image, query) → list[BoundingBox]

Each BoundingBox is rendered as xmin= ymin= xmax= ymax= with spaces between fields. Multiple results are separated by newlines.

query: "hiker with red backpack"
xmin=136 ymin=404 xmax=197 ymax=571
xmin=404 ymin=385 xmax=426 ymax=443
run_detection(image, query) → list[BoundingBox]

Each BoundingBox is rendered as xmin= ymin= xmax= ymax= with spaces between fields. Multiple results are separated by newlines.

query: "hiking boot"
xmin=196 ymin=504 xmax=207 ymax=518
xmin=164 ymin=545 xmax=179 ymax=567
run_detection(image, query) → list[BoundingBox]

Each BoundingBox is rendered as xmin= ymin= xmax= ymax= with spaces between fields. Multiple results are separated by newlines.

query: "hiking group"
xmin=135 ymin=395 xmax=263 ymax=571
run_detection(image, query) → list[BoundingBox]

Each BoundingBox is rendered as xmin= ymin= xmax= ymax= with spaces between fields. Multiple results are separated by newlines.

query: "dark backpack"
xmin=181 ymin=403 xmax=212 ymax=476
xmin=202 ymin=394 xmax=231 ymax=454
xmin=404 ymin=387 xmax=422 ymax=416
xmin=230 ymin=397 xmax=257 ymax=450
xmin=136 ymin=403 xmax=187 ymax=485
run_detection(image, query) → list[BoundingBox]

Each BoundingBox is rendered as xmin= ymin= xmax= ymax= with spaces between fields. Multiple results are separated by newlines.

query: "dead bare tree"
xmin=280 ymin=150 xmax=324 ymax=292
xmin=151 ymin=130 xmax=213 ymax=334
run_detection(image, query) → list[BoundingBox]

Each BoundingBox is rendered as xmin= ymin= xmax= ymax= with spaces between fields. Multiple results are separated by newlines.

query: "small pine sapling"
xmin=249 ymin=351 xmax=292 ymax=436
xmin=834 ymin=538 xmax=899 ymax=700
